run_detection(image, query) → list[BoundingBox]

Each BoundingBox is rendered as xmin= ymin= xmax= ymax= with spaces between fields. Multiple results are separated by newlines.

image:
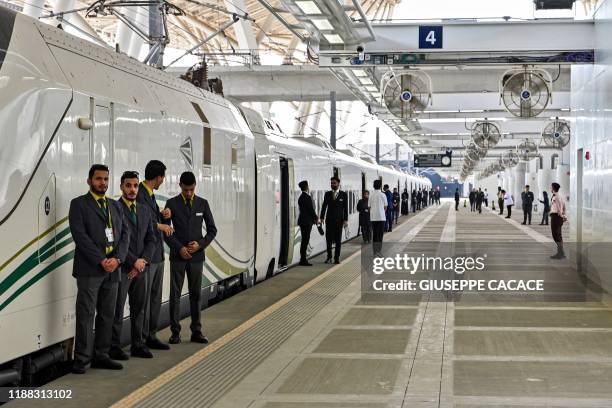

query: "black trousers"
xmin=484 ymin=199 xmax=488 ymax=207
xmin=455 ymin=200 xmax=459 ymax=210
xmin=169 ymin=260 xmax=204 ymax=335
xmin=326 ymin=223 xmax=343 ymax=261
xmin=143 ymin=261 xmax=164 ymax=341
xmin=299 ymin=224 xmax=312 ymax=261
xmin=371 ymin=221 xmax=385 ymax=254
xmin=541 ymin=209 xmax=549 ymax=225
xmin=470 ymin=200 xmax=475 ymax=211
xmin=360 ymin=222 xmax=371 ymax=243
xmin=499 ymin=198 xmax=504 ymax=214
xmin=523 ymin=206 xmax=533 ymax=224
xmin=551 ymin=213 xmax=564 ymax=243
xmin=74 ymin=274 xmax=118 ymax=364
xmin=112 ymin=270 xmax=147 ymax=349
xmin=506 ymin=205 xmax=512 ymax=217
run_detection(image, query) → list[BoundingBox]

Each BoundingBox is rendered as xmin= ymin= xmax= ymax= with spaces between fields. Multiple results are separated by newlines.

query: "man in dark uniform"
xmin=469 ymin=189 xmax=476 ymax=212
xmin=521 ymin=185 xmax=535 ymax=225
xmin=416 ymin=189 xmax=422 ymax=211
xmin=109 ymin=171 xmax=157 ymax=361
xmin=411 ymin=189 xmax=417 ymax=213
xmin=137 ymin=160 xmax=173 ymax=351
xmin=164 ymin=171 xmax=217 ymax=345
xmin=320 ymin=176 xmax=348 ymax=264
xmin=454 ymin=188 xmax=460 ymax=211
xmin=297 ymin=180 xmax=319 ymax=266
xmin=69 ymin=164 xmax=129 ymax=374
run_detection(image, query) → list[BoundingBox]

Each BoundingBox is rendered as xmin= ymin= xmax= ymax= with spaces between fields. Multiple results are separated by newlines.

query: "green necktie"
xmin=129 ymin=203 xmax=137 ymax=225
xmin=98 ymin=198 xmax=109 ymax=226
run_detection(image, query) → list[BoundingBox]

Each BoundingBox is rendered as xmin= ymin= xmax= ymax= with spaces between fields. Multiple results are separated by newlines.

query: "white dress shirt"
xmin=369 ymin=190 xmax=388 ymax=222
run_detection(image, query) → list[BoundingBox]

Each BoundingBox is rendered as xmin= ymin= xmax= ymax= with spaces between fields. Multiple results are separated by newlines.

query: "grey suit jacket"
xmin=119 ymin=199 xmax=156 ymax=270
xmin=69 ymin=193 xmax=130 ymax=282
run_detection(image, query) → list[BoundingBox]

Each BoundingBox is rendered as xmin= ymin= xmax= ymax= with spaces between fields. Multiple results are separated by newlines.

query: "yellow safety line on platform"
xmin=111 ymin=208 xmax=435 ymax=408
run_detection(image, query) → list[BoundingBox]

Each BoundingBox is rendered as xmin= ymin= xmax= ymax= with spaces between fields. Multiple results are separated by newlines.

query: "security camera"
xmin=356 ymin=45 xmax=365 ymax=62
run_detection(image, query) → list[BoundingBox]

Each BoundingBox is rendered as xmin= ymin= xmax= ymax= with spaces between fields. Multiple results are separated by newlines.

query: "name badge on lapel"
xmin=196 ymin=212 xmax=203 ymax=216
xmin=105 ymin=228 xmax=114 ymax=243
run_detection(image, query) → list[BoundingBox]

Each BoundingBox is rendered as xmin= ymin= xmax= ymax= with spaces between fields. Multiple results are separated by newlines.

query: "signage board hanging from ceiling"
xmin=414 ymin=153 xmax=452 ymax=167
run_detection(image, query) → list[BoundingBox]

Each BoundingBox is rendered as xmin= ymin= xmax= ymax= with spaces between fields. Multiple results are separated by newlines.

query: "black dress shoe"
xmin=109 ymin=347 xmax=129 ymax=361
xmin=299 ymin=261 xmax=313 ymax=266
xmin=91 ymin=358 xmax=123 ymax=370
xmin=324 ymin=258 xmax=332 ymax=264
xmin=146 ymin=337 xmax=170 ymax=350
xmin=72 ymin=361 xmax=87 ymax=374
xmin=169 ymin=333 xmax=181 ymax=344
xmin=131 ymin=346 xmax=154 ymax=359
xmin=191 ymin=332 xmax=209 ymax=344
xmin=334 ymin=259 xmax=340 ymax=264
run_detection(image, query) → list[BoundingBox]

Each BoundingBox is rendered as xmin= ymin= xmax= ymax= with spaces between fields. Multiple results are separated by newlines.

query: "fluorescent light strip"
xmin=311 ymin=18 xmax=333 ymax=30
xmin=295 ymin=1 xmax=322 ymax=14
xmin=324 ymin=33 xmax=344 ymax=44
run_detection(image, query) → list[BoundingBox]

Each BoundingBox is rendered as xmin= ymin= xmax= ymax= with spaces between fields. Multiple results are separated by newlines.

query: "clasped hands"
xmin=179 ymin=241 xmax=201 ymax=260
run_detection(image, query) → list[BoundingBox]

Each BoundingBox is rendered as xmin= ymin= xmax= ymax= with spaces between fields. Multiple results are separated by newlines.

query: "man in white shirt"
xmin=369 ymin=179 xmax=388 ymax=256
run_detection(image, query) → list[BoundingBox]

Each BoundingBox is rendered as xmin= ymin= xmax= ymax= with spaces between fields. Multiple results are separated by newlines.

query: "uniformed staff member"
xmin=137 ymin=160 xmax=173 ymax=351
xmin=109 ymin=171 xmax=157 ymax=361
xmin=165 ymin=171 xmax=217 ymax=344
xmin=320 ymin=176 xmax=348 ymax=264
xmin=297 ymin=180 xmax=319 ymax=266
xmin=521 ymin=185 xmax=535 ymax=225
xmin=69 ymin=164 xmax=129 ymax=374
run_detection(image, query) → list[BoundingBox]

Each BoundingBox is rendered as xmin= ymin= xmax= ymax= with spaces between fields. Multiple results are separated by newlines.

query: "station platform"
xmin=13 ymin=202 xmax=612 ymax=408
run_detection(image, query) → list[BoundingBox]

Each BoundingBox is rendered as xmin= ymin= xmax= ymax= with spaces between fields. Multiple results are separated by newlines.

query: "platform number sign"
xmin=419 ymin=26 xmax=443 ymax=49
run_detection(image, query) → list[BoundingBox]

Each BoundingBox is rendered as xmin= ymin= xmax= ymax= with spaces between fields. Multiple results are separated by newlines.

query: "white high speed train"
xmin=0 ymin=6 xmax=431 ymax=382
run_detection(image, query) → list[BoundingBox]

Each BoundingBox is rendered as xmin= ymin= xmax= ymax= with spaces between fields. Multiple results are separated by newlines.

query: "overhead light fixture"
xmin=352 ymin=69 xmax=367 ymax=77
xmin=358 ymin=77 xmax=373 ymax=85
xmin=364 ymin=85 xmax=378 ymax=92
xmin=324 ymin=33 xmax=344 ymax=44
xmin=311 ymin=18 xmax=333 ymax=30
xmin=295 ymin=1 xmax=322 ymax=14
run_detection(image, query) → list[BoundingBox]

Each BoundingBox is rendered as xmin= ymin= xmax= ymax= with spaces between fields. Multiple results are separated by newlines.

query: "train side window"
xmin=231 ymin=144 xmax=238 ymax=167
xmin=203 ymin=127 xmax=212 ymax=166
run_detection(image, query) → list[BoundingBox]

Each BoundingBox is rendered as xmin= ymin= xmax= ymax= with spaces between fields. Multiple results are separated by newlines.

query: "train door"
xmin=361 ymin=172 xmax=366 ymax=194
xmin=577 ymin=148 xmax=584 ymax=272
xmin=279 ymin=157 xmax=295 ymax=267
xmin=90 ymin=99 xmax=114 ymax=194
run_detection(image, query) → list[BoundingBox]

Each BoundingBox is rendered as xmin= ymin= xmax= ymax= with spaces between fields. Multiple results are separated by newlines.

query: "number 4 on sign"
xmin=426 ymin=30 xmax=436 ymax=45
xmin=419 ymin=26 xmax=443 ymax=49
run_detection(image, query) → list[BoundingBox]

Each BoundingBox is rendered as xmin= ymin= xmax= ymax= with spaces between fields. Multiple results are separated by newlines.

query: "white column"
xmin=116 ymin=5 xmax=137 ymax=55
xmin=224 ymin=0 xmax=257 ymax=50
xmin=513 ymin=162 xmax=527 ymax=208
xmin=283 ymin=36 xmax=299 ymax=65
xmin=292 ymin=102 xmax=312 ymax=137
xmin=128 ymin=6 xmax=148 ymax=60
xmin=52 ymin=0 xmax=75 ymax=33
xmin=307 ymin=101 xmax=323 ymax=137
xmin=23 ymin=0 xmax=46 ymax=19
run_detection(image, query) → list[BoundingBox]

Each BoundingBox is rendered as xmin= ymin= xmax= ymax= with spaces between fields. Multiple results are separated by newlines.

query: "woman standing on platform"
xmin=401 ymin=189 xmax=409 ymax=215
xmin=539 ymin=191 xmax=550 ymax=226
xmin=549 ymin=183 xmax=567 ymax=259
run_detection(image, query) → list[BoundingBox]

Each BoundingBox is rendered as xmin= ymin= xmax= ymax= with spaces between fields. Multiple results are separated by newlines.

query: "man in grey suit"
xmin=69 ymin=164 xmax=130 ymax=374
xmin=137 ymin=160 xmax=173 ymax=351
xmin=164 ymin=171 xmax=217 ymax=345
xmin=109 ymin=171 xmax=157 ymax=360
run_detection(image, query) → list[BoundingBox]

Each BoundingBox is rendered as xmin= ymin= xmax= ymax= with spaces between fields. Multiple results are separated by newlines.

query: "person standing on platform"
xmin=357 ymin=190 xmax=371 ymax=244
xmin=401 ymin=188 xmax=409 ymax=215
xmin=498 ymin=187 xmax=504 ymax=215
xmin=69 ymin=164 xmax=130 ymax=374
xmin=539 ymin=191 xmax=550 ymax=225
xmin=297 ymin=180 xmax=319 ymax=266
xmin=383 ymin=184 xmax=393 ymax=232
xmin=110 ymin=171 xmax=156 ymax=361
xmin=521 ymin=185 xmax=535 ymax=225
xmin=484 ymin=188 xmax=489 ymax=208
xmin=436 ymin=189 xmax=441 ymax=205
xmin=392 ymin=188 xmax=400 ymax=224
xmin=549 ymin=183 xmax=567 ymax=259
xmin=411 ymin=189 xmax=417 ymax=213
xmin=165 ymin=171 xmax=217 ymax=345
xmin=476 ymin=188 xmax=484 ymax=213
xmin=369 ymin=180 xmax=388 ymax=256
xmin=321 ymin=177 xmax=348 ymax=264
xmin=137 ymin=160 xmax=173 ymax=351
xmin=503 ymin=189 xmax=514 ymax=218
xmin=416 ymin=189 xmax=422 ymax=211
xmin=454 ymin=188 xmax=460 ymax=211
xmin=469 ymin=189 xmax=476 ymax=212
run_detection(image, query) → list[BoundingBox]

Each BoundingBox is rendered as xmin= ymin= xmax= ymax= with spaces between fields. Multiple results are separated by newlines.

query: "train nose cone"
xmin=0 ymin=5 xmax=17 ymax=71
